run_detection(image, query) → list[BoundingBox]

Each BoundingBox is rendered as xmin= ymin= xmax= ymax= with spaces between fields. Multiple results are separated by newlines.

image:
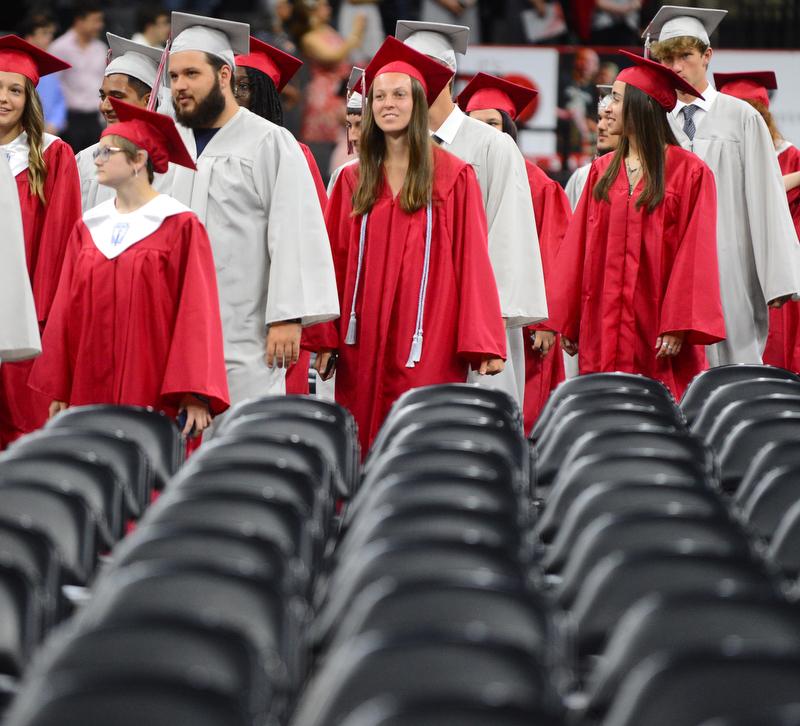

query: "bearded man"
xmin=166 ymin=13 xmax=339 ymax=410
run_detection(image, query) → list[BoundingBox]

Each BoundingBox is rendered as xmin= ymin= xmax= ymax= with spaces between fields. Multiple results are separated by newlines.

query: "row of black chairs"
xmin=530 ymin=368 xmax=800 ymax=726
xmin=2 ymin=397 xmax=359 ymax=725
xmin=290 ymin=384 xmax=565 ymax=726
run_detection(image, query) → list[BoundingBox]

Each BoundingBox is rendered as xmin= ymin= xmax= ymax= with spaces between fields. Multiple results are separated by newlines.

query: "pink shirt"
xmin=49 ymin=29 xmax=107 ymax=114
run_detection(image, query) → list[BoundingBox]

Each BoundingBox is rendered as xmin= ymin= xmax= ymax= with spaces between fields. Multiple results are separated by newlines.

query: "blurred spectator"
xmin=131 ymin=5 xmax=171 ymax=48
xmin=590 ymin=0 xmax=642 ymax=45
xmin=291 ymin=0 xmax=367 ymax=176
xmin=596 ymin=60 xmax=619 ymax=86
xmin=420 ymin=0 xmax=481 ymax=43
xmin=17 ymin=11 xmax=66 ymax=137
xmin=557 ymin=47 xmax=599 ymax=159
xmin=503 ymin=0 xmax=570 ymax=45
xmin=49 ymin=1 xmax=106 ymax=153
xmin=338 ymin=0 xmax=384 ymax=59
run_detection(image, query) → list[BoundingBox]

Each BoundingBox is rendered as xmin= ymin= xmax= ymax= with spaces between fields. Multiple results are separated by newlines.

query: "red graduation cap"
xmin=456 ymin=72 xmax=537 ymax=121
xmin=363 ymin=35 xmax=454 ymax=108
xmin=103 ymin=98 xmax=196 ymax=173
xmin=234 ymin=37 xmax=302 ymax=93
xmin=714 ymin=71 xmax=776 ymax=109
xmin=617 ymin=49 xmax=704 ymax=111
xmin=0 ymin=35 xmax=71 ymax=87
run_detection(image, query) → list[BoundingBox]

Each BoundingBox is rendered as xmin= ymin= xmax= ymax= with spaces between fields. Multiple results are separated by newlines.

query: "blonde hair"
xmin=23 ymin=78 xmax=47 ymax=205
xmin=650 ymin=36 xmax=709 ymax=62
xmin=351 ymin=77 xmax=433 ymax=216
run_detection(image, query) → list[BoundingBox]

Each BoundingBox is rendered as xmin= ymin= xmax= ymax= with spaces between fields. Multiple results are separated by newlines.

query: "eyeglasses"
xmin=233 ymin=82 xmax=251 ymax=97
xmin=92 ymin=146 xmax=125 ymax=162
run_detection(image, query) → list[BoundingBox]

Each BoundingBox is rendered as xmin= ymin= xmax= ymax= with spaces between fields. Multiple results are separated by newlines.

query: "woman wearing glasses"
xmin=29 ymin=99 xmax=230 ymax=440
xmin=0 ymin=36 xmax=82 ymax=448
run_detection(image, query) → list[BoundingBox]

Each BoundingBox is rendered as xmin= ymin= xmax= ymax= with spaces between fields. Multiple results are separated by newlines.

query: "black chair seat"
xmin=768 ymin=499 xmax=800 ymax=577
xmin=45 ymin=405 xmax=183 ymax=490
xmin=691 ymin=379 xmax=800 ymax=439
xmin=543 ymin=483 xmax=730 ymax=573
xmin=533 ymin=373 xmax=675 ymax=444
xmin=706 ymin=395 xmax=800 ymax=452
xmin=735 ymin=438 xmax=800 ymax=506
xmin=8 ymin=428 xmax=150 ymax=518
xmin=679 ymin=364 xmax=800 ymax=426
xmin=742 ymin=464 xmax=800 ymax=540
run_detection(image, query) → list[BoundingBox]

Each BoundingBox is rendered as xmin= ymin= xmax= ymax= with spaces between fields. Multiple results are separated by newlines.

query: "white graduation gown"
xmin=669 ymin=92 xmax=800 ymax=365
xmin=76 ymin=141 xmax=176 ymax=213
xmin=168 ymin=107 xmax=340 ymax=404
xmin=565 ymin=163 xmax=590 ymax=211
xmin=0 ymin=155 xmax=40 ymax=363
xmin=439 ymin=111 xmax=547 ymax=406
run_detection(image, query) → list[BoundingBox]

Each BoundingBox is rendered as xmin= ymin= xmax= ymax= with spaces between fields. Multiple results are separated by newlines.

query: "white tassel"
xmin=406 ymin=334 xmax=423 ymax=368
xmin=345 ymin=312 xmax=357 ymax=345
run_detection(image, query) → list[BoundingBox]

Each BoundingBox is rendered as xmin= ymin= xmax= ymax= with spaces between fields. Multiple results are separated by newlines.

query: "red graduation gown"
xmin=547 ymin=145 xmax=725 ymax=399
xmin=284 ymin=143 xmax=329 ymax=396
xmin=763 ymin=144 xmax=800 ymax=372
xmin=304 ymin=147 xmax=507 ymax=455
xmin=0 ymin=138 xmax=81 ymax=447
xmin=522 ymin=159 xmax=571 ymax=434
xmin=28 ymin=211 xmax=230 ymax=419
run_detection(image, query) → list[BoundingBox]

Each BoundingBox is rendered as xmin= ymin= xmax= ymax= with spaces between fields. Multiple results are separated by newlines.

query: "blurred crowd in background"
xmin=2 ymin=0 xmax=798 ymax=182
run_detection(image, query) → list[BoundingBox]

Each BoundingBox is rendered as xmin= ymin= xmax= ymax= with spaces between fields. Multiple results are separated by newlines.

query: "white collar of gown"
xmin=0 ymin=132 xmax=57 ymax=177
xmin=83 ymin=194 xmax=193 ymax=259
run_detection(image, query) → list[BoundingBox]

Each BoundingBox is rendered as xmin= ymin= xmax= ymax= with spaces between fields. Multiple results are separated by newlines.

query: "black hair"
xmin=126 ymin=75 xmax=152 ymax=100
xmin=73 ymin=1 xmax=102 ymax=21
xmin=136 ymin=4 xmax=168 ymax=33
xmin=499 ymin=109 xmax=518 ymax=142
xmin=17 ymin=10 xmax=56 ymax=39
xmin=244 ymin=66 xmax=283 ymax=126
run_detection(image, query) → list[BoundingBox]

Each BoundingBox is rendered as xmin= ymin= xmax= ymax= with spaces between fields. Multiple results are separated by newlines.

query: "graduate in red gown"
xmin=305 ymin=37 xmax=507 ymax=455
xmin=233 ymin=36 xmax=327 ymax=395
xmin=459 ymin=73 xmax=572 ymax=433
xmin=0 ymin=36 xmax=81 ymax=448
xmin=715 ymin=71 xmax=800 ymax=373
xmin=548 ymin=51 xmax=726 ymax=399
xmin=29 ymin=99 xmax=230 ymax=438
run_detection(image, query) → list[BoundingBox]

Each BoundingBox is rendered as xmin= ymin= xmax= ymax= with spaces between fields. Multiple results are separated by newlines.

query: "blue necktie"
xmin=682 ymin=104 xmax=699 ymax=141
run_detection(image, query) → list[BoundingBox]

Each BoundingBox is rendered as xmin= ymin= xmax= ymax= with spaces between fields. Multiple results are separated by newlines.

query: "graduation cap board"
xmin=0 ymin=34 xmax=70 ymax=87
xmin=346 ymin=66 xmax=365 ymax=112
xmin=363 ymin=35 xmax=454 ymax=108
xmin=104 ymin=98 xmax=196 ymax=172
xmin=714 ymin=71 xmax=776 ymax=108
xmin=106 ymin=33 xmax=164 ymax=90
xmin=456 ymin=72 xmax=537 ymax=121
xmin=234 ymin=37 xmax=302 ymax=93
xmin=170 ymin=12 xmax=249 ymax=69
xmin=642 ymin=5 xmax=727 ymax=52
xmin=395 ymin=20 xmax=469 ymax=72
xmin=617 ymin=49 xmax=704 ymax=111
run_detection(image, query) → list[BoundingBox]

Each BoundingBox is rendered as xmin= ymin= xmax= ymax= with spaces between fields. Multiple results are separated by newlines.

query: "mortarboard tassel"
xmin=345 ymin=213 xmax=369 ymax=346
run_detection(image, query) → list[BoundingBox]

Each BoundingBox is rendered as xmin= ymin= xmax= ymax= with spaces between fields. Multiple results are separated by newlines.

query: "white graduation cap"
xmin=395 ymin=20 xmax=469 ymax=72
xmin=346 ymin=66 xmax=364 ymax=112
xmin=170 ymin=12 xmax=250 ymax=69
xmin=597 ymin=84 xmax=612 ymax=111
xmin=642 ymin=5 xmax=727 ymax=46
xmin=105 ymin=33 xmax=164 ymax=89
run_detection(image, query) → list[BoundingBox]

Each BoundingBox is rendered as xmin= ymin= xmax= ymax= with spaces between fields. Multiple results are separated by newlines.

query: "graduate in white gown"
xmin=75 ymin=33 xmax=165 ymax=212
xmin=397 ymin=20 xmax=548 ymax=408
xmin=165 ymin=13 xmax=339 ymax=404
xmin=0 ymin=154 xmax=40 ymax=366
xmin=649 ymin=6 xmax=800 ymax=365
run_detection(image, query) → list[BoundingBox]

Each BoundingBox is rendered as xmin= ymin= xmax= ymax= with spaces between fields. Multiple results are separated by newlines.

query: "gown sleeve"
xmin=159 ymin=214 xmax=231 ymax=415
xmin=299 ymin=142 xmax=329 ymax=211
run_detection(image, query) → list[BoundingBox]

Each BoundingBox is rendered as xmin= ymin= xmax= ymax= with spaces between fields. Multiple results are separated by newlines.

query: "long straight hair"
xmin=23 ymin=78 xmax=47 ymax=205
xmin=351 ymin=76 xmax=433 ymax=216
xmin=593 ymin=84 xmax=679 ymax=213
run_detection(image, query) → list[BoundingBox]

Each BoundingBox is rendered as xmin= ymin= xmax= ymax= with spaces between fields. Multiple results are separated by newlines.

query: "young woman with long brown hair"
xmin=548 ymin=51 xmax=726 ymax=399
xmin=305 ymin=37 xmax=506 ymax=455
xmin=0 ymin=36 xmax=82 ymax=448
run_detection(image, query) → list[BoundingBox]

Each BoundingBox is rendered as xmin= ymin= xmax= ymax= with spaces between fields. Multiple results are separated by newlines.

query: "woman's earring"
xmin=135 ymin=166 xmax=139 ymax=178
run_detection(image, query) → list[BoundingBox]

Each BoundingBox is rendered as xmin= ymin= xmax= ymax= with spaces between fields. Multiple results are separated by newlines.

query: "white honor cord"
xmin=344 ymin=199 xmax=434 ymax=370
